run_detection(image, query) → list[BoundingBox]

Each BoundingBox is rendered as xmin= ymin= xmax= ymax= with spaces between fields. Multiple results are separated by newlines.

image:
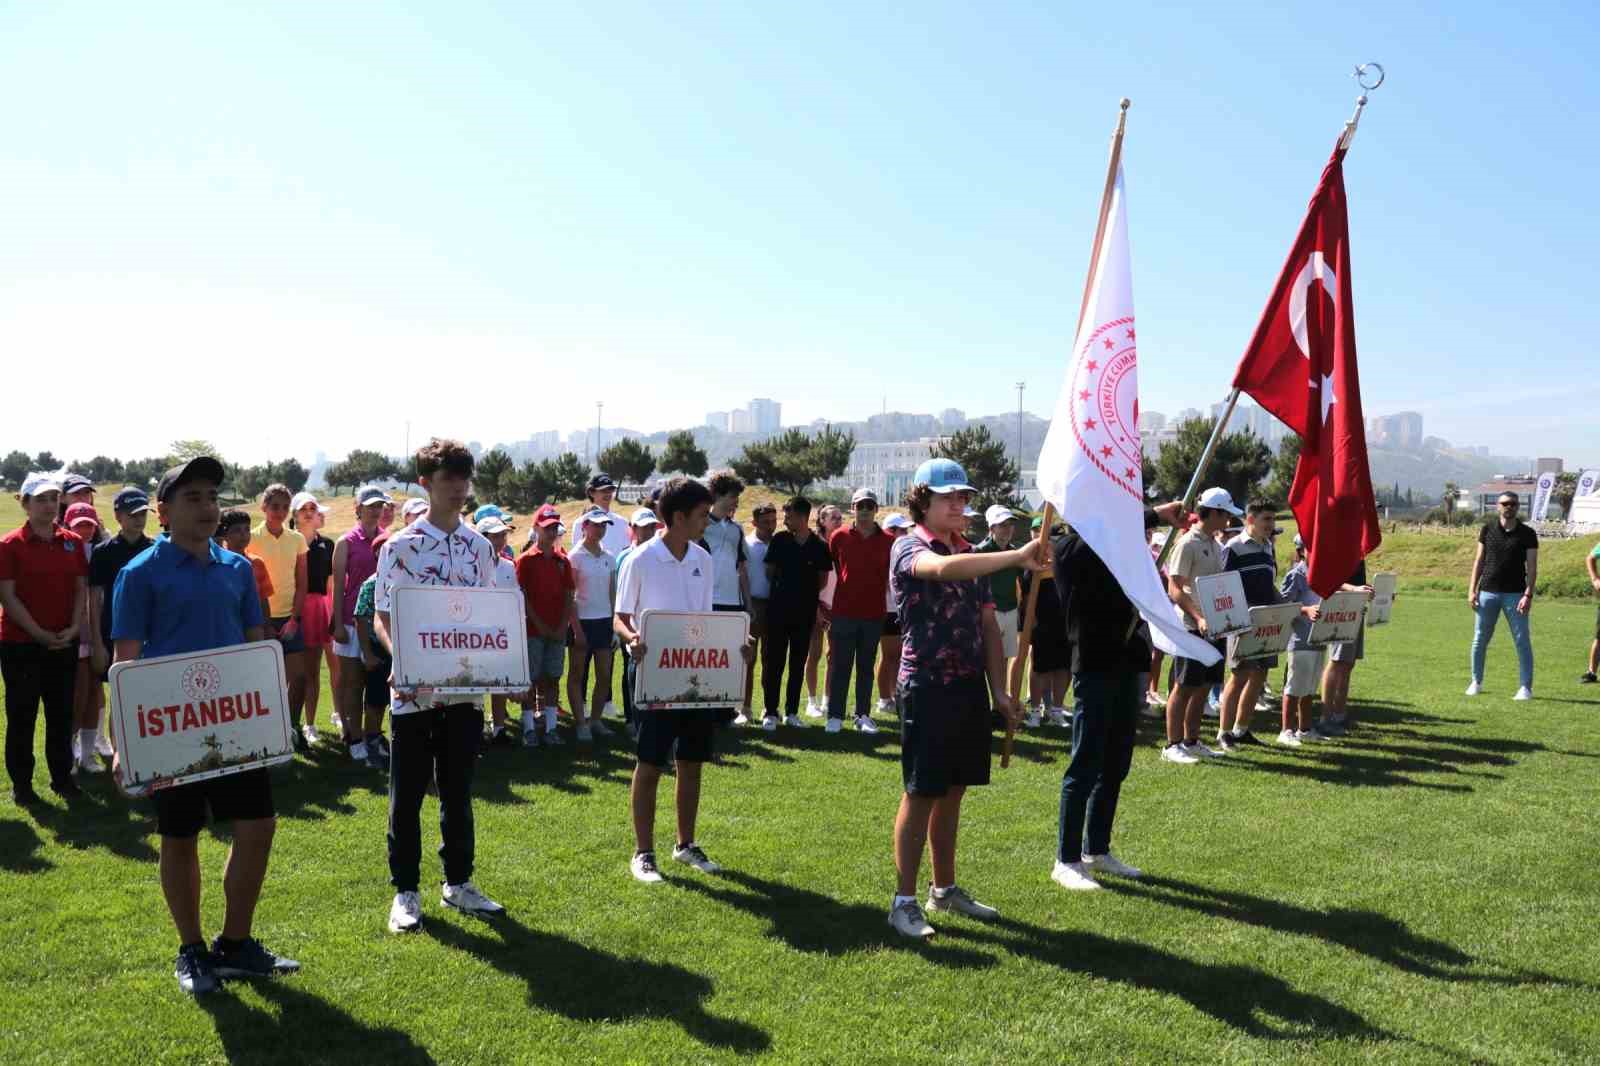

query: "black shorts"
xmin=1031 ymin=630 xmax=1071 ymax=673
xmin=897 ymin=677 xmax=992 ymax=797
xmin=882 ymin=612 xmax=901 ymax=638
xmin=154 ymin=767 xmax=275 ymax=838
xmin=636 ymin=707 xmax=718 ymax=767
xmin=1174 ymin=638 xmax=1226 ymax=687
xmin=365 ymin=654 xmax=392 ymax=709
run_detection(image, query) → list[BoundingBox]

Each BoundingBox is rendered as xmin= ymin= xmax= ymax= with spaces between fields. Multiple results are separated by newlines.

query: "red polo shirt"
xmin=515 ymin=543 xmax=575 ymax=633
xmin=0 ymin=523 xmax=89 ymax=642
xmin=828 ymin=523 xmax=893 ymax=620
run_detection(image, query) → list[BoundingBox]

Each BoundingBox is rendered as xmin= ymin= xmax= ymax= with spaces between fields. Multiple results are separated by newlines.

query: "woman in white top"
xmin=567 ymin=509 xmax=620 ymax=742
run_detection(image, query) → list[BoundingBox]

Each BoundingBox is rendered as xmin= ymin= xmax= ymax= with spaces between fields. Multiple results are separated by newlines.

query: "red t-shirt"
xmin=828 ymin=524 xmax=894 ymax=620
xmin=0 ymin=523 xmax=89 ymax=642
xmin=515 ymin=544 xmax=575 ymax=634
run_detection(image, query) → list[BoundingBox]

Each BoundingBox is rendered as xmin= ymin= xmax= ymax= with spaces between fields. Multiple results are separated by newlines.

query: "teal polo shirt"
xmin=111 ymin=537 xmax=264 ymax=658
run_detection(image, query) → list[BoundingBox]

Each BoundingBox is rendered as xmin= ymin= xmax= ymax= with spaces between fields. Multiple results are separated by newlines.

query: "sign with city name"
xmin=634 ymin=610 xmax=749 ymax=710
xmin=1194 ymin=571 xmax=1252 ymax=637
xmin=390 ymin=586 xmax=532 ymax=695
xmin=109 ymin=640 xmax=293 ymax=797
xmin=1368 ymin=572 xmax=1398 ymax=626
xmin=1307 ymin=590 xmax=1367 ymax=646
xmin=1230 ymin=603 xmax=1302 ymax=661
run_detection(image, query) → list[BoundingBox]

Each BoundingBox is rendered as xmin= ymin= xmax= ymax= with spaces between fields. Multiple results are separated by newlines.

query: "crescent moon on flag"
xmin=1288 ymin=251 xmax=1338 ymax=359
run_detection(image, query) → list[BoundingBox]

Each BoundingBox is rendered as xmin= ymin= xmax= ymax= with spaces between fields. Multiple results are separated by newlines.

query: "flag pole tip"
xmin=1119 ymin=97 xmax=1131 ymax=110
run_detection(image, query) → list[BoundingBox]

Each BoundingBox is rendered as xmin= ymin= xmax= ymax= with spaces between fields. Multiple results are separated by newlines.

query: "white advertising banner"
xmin=390 ymin=586 xmax=532 ymax=695
xmin=1369 ymin=572 xmax=1398 ymax=625
xmin=109 ymin=640 xmax=293 ymax=797
xmin=634 ymin=610 xmax=749 ymax=710
xmin=1307 ymin=590 xmax=1367 ymax=646
xmin=1231 ymin=604 xmax=1301 ymax=661
xmin=1575 ymin=469 xmax=1600 ymax=501
xmin=1531 ymin=471 xmax=1558 ymax=522
xmin=1194 ymin=571 xmax=1252 ymax=637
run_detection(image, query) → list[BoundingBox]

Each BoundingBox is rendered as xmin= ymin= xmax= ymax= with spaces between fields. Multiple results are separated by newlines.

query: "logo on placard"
xmin=180 ymin=662 xmax=223 ymax=701
xmin=684 ymin=620 xmax=707 ymax=645
xmin=446 ymin=594 xmax=472 ymax=623
xmin=1070 ymin=316 xmax=1142 ymax=501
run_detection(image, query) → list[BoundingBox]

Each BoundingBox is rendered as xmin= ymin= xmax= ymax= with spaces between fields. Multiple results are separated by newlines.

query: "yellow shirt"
xmin=249 ymin=524 xmax=307 ymax=618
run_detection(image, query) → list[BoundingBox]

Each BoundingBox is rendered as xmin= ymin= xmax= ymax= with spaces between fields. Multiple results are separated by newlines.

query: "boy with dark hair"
xmin=614 ymin=475 xmax=727 ymax=883
xmin=1162 ymin=488 xmax=1238 ymax=764
xmin=1277 ymin=534 xmax=1326 ymax=746
xmin=112 ymin=457 xmax=299 ymax=994
xmin=374 ymin=438 xmax=504 ymax=932
xmin=827 ymin=488 xmax=893 ymax=734
xmin=742 ymin=503 xmax=778 ymax=718
xmin=760 ymin=496 xmax=832 ymax=730
xmin=216 ymin=512 xmax=274 ymax=634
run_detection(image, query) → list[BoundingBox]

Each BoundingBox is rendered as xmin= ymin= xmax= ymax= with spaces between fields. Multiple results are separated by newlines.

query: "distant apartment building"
xmin=1137 ymin=411 xmax=1166 ymax=433
xmin=835 ymin=438 xmax=946 ymax=503
xmin=1211 ymin=401 xmax=1287 ymax=447
xmin=749 ymin=398 xmax=782 ymax=435
xmin=940 ymin=408 xmax=966 ymax=432
xmin=730 ymin=408 xmax=753 ymax=433
xmin=1535 ymin=457 xmax=1564 ymax=476
xmin=705 ymin=411 xmax=730 ymax=432
xmin=1366 ymin=411 xmax=1425 ymax=449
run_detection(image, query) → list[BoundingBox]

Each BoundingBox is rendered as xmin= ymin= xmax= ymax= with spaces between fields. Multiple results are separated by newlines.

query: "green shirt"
xmin=976 ymin=537 xmax=1021 ymax=612
xmin=354 ymin=574 xmax=377 ymax=620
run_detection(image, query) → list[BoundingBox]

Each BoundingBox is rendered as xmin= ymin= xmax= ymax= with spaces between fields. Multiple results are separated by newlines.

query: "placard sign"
xmin=634 ymin=610 xmax=749 ymax=710
xmin=1368 ymin=572 xmax=1398 ymax=626
xmin=1307 ymin=591 xmax=1367 ymax=646
xmin=390 ymin=586 xmax=532 ymax=695
xmin=1194 ymin=571 xmax=1252 ymax=637
xmin=1231 ymin=603 xmax=1302 ymax=661
xmin=109 ymin=640 xmax=292 ymax=797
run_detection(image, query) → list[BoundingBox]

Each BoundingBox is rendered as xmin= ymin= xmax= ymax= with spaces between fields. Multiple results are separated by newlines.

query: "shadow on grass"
xmin=24 ymin=779 xmax=158 ymax=863
xmin=427 ymin=914 xmax=771 ymax=1054
xmin=1211 ymin=752 xmax=1478 ymax=794
xmin=1105 ymin=875 xmax=1591 ymax=991
xmin=0 ymin=818 xmax=51 ymax=872
xmin=201 ymin=979 xmax=438 ymax=1065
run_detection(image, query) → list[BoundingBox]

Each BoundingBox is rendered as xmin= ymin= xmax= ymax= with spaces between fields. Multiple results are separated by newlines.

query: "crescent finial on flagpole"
xmin=1340 ymin=63 xmax=1383 ymax=150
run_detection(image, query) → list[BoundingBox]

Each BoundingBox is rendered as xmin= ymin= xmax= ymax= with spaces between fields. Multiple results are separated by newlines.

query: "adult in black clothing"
xmin=760 ymin=497 xmax=831 ymax=728
xmin=1019 ymin=567 xmax=1070 ymax=725
xmin=1467 ymin=490 xmax=1539 ymax=698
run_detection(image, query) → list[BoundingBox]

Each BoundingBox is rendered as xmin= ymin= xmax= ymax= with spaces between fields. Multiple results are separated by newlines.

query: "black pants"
xmin=387 ymin=703 xmax=482 ymax=893
xmin=1 ymin=642 xmax=77 ymax=792
xmin=1057 ymin=671 xmax=1142 ymax=862
xmin=762 ymin=616 xmax=814 ymax=717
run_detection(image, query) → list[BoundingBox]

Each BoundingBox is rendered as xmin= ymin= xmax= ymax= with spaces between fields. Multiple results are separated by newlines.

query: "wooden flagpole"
xmin=1002 ymin=98 xmax=1130 ymax=770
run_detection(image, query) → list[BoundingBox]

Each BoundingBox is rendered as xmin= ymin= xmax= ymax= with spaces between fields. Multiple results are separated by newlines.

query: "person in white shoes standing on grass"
xmin=886 ymin=459 xmax=1040 ymax=938
xmin=700 ymin=472 xmax=750 ymax=727
xmin=614 ymin=476 xmax=732 ymax=883
xmin=615 ymin=508 xmax=661 ymax=738
xmin=475 ymin=513 xmax=526 ymax=746
xmin=1467 ymin=491 xmax=1538 ymax=701
xmin=1162 ymin=489 xmax=1238 ymax=765
xmin=825 ymin=488 xmax=893 ymax=735
xmin=1276 ymin=534 xmax=1326 ymax=747
xmin=741 ymin=503 xmax=777 ymax=720
xmin=374 ymin=439 xmax=505 ymax=933
xmin=567 ymin=508 xmax=619 ymax=743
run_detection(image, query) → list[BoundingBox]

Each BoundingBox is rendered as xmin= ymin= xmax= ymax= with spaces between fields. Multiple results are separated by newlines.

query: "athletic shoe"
xmin=1049 ymin=860 xmax=1102 ymax=891
xmin=576 ymin=724 xmax=594 ymax=744
xmin=1145 ymin=690 xmax=1166 ymax=709
xmin=1580 ymin=672 xmax=1598 ymax=684
xmin=1215 ymin=732 xmax=1238 ymax=753
xmin=330 ymin=710 xmax=344 ymax=734
xmin=175 ymin=944 xmax=220 ymax=995
xmin=603 ymin=701 xmax=620 ymax=718
xmin=1297 ymin=727 xmax=1328 ymax=743
xmin=443 ymin=881 xmax=505 ymax=916
xmin=888 ymin=899 xmax=936 ymax=938
xmin=350 ymin=739 xmax=368 ymax=761
xmin=1161 ymin=743 xmax=1198 ymax=765
xmin=211 ymin=936 xmax=301 ymax=978
xmin=805 ymin=702 xmax=824 ymax=720
xmin=926 ymin=885 xmax=998 ymax=920
xmin=373 ymin=734 xmax=391 ymax=759
xmin=1081 ymin=852 xmax=1142 ymax=879
xmin=855 ymin=715 xmax=879 ymax=734
xmin=388 ymin=891 xmax=423 ymax=933
xmin=784 ymin=714 xmax=802 ymax=728
xmin=590 ymin=720 xmax=614 ymax=739
xmin=825 ymin=718 xmax=842 ymax=734
xmin=1183 ymin=741 xmax=1224 ymax=760
xmin=1047 ymin=707 xmax=1070 ymax=728
xmin=631 ymin=851 xmax=664 ymax=884
xmin=1513 ymin=687 xmax=1533 ymax=701
xmin=1023 ymin=709 xmax=1042 ymax=729
xmin=875 ymin=697 xmax=894 ymax=713
xmin=489 ymin=725 xmax=514 ymax=747
xmin=1276 ymin=729 xmax=1302 ymax=747
xmin=366 ymin=745 xmax=390 ymax=772
xmin=12 ymin=787 xmax=40 ymax=805
xmin=671 ymin=842 xmax=722 ymax=873
xmin=1316 ymin=716 xmax=1347 ymax=736
xmin=762 ymin=715 xmax=778 ymax=732
xmin=302 ymin=724 xmax=320 ymax=747
xmin=1465 ymin=681 xmax=1482 ymax=696
xmin=1234 ymin=730 xmax=1264 ymax=747
xmin=733 ymin=713 xmax=750 ymax=726
xmin=543 ymin=726 xmax=566 ymax=746
xmin=522 ymin=727 xmax=540 ymax=749
xmin=292 ymin=731 xmax=310 ymax=754
xmin=94 ymin=732 xmax=114 ymax=758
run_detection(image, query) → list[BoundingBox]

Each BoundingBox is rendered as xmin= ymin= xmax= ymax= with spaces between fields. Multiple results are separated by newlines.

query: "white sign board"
xmin=1368 ymin=572 xmax=1398 ymax=625
xmin=109 ymin=640 xmax=293 ymax=797
xmin=634 ymin=610 xmax=749 ymax=710
xmin=1194 ymin=571 xmax=1252 ymax=637
xmin=390 ymin=586 xmax=532 ymax=695
xmin=1307 ymin=590 xmax=1366 ymax=646
xmin=1231 ymin=603 xmax=1301 ymax=661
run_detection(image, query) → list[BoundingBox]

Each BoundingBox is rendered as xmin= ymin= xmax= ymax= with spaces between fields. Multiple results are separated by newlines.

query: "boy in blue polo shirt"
xmin=111 ymin=457 xmax=299 ymax=997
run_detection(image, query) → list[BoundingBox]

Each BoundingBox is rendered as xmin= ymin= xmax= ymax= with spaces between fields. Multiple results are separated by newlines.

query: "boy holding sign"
xmin=111 ymin=457 xmax=299 ymax=996
xmin=1163 ymin=488 xmax=1239 ymax=764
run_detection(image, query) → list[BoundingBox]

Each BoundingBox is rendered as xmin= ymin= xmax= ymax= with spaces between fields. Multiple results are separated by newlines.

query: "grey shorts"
xmin=1330 ymin=624 xmax=1365 ymax=663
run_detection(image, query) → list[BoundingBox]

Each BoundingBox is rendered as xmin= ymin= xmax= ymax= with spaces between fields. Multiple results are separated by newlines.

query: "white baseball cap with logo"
xmin=983 ymin=504 xmax=1016 ymax=527
xmin=1196 ymin=487 xmax=1244 ymax=516
xmin=19 ymin=472 xmax=63 ymax=499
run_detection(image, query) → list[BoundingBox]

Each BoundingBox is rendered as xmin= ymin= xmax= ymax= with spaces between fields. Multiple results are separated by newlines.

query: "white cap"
xmin=882 ymin=513 xmax=912 ymax=530
xmin=579 ymin=507 xmax=615 ymax=527
xmin=290 ymin=491 xmax=328 ymax=516
xmin=475 ymin=516 xmax=511 ymax=535
xmin=962 ymin=505 xmax=979 ymax=519
xmin=19 ymin=472 xmax=62 ymax=498
xmin=631 ymin=508 xmax=660 ymax=527
xmin=1196 ymin=487 xmax=1243 ymax=516
xmin=402 ymin=498 xmax=429 ymax=517
xmin=983 ymin=504 xmax=1016 ymax=527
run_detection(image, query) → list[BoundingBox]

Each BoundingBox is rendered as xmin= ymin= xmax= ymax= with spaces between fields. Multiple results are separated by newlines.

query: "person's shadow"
xmin=0 ymin=818 xmax=51 ymax=872
xmin=201 ymin=978 xmax=438 ymax=1065
xmin=426 ymin=914 xmax=771 ymax=1054
xmin=25 ymin=783 xmax=159 ymax=863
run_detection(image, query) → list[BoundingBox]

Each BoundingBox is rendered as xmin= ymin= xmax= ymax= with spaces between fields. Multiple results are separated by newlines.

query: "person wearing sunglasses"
xmin=1467 ymin=492 xmax=1538 ymax=700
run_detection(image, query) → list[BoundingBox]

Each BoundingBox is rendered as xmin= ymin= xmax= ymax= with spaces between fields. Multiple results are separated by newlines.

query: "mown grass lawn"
xmin=2 ymin=595 xmax=1598 ymax=1064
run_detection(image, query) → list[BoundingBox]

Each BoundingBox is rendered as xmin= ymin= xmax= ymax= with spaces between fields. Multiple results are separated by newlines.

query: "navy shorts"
xmin=1174 ymin=638 xmax=1226 ymax=687
xmin=154 ymin=767 xmax=275 ymax=838
xmin=365 ymin=653 xmax=392 ymax=709
xmin=882 ymin=612 xmax=901 ymax=638
xmin=270 ymin=616 xmax=306 ymax=655
xmin=636 ymin=707 xmax=718 ymax=767
xmin=897 ymin=677 xmax=992 ymax=797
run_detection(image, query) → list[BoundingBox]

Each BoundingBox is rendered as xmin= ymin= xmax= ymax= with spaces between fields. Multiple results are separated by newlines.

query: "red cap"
xmin=533 ymin=505 xmax=562 ymax=528
xmin=64 ymin=502 xmax=100 ymax=528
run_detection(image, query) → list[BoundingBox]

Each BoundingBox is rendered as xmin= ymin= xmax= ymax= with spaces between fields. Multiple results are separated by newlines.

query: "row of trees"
xmin=1 ymin=441 xmax=311 ymax=497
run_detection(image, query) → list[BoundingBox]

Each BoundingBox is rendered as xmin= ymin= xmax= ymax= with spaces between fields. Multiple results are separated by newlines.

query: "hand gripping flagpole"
xmin=1002 ymin=97 xmax=1130 ymax=770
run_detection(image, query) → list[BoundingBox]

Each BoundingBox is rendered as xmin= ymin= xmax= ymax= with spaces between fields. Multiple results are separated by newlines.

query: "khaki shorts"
xmin=1284 ymin=648 xmax=1325 ymax=698
xmin=996 ymin=608 xmax=1019 ymax=658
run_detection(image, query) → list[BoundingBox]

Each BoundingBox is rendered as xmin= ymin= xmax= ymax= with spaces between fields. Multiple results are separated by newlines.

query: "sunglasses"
xmin=1498 ymin=501 xmax=1518 ymax=509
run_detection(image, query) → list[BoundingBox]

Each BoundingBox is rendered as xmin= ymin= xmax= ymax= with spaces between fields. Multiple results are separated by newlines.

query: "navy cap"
xmin=113 ymin=487 xmax=150 ymax=514
xmin=61 ymin=473 xmax=94 ymax=495
xmin=156 ymin=456 xmax=226 ymax=502
xmin=587 ymin=474 xmax=616 ymax=493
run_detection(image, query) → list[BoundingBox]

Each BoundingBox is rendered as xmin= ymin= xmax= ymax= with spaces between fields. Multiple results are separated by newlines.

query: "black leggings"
xmin=762 ymin=616 xmax=814 ymax=717
xmin=1 ymin=643 xmax=77 ymax=792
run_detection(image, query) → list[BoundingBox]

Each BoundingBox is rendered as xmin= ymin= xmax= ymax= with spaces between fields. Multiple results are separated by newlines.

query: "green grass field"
xmin=3 ymin=595 xmax=1598 ymax=1064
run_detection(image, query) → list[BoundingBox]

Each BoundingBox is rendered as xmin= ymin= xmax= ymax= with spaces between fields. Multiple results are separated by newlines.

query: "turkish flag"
xmin=1232 ymin=142 xmax=1380 ymax=597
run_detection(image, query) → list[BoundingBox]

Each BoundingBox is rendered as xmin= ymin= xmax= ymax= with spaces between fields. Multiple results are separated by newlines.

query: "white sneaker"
xmin=762 ymin=715 xmax=778 ymax=732
xmin=1513 ymin=687 xmax=1533 ymax=701
xmin=1276 ymin=728 xmax=1302 ymax=747
xmin=888 ymin=899 xmax=936 ymax=938
xmin=1023 ymin=710 xmax=1042 ymax=729
xmin=78 ymin=751 xmax=103 ymax=774
xmin=442 ymin=881 xmax=505 ymax=915
xmin=302 ymin=724 xmax=320 ymax=746
xmin=351 ymin=740 xmax=369 ymax=761
xmin=388 ymin=891 xmax=423 ymax=933
xmin=94 ymin=733 xmax=114 ymax=758
xmin=733 ymin=713 xmax=750 ymax=726
xmin=1082 ymin=853 xmax=1142 ymax=879
xmin=576 ymin=724 xmax=594 ymax=743
xmin=1047 ymin=707 xmax=1070 ymax=727
xmin=631 ymin=852 xmax=664 ymax=883
xmin=926 ymin=884 xmax=999 ymax=920
xmin=671 ymin=841 xmax=722 ymax=873
xmin=825 ymin=718 xmax=842 ymax=734
xmin=1184 ymin=741 xmax=1225 ymax=759
xmin=804 ymin=698 xmax=824 ymax=719
xmin=1050 ymin=860 xmax=1102 ymax=891
xmin=1161 ymin=743 xmax=1199 ymax=765
xmin=1297 ymin=727 xmax=1327 ymax=743
xmin=1465 ymin=681 xmax=1481 ymax=696
xmin=875 ymin=697 xmax=893 ymax=713
xmin=854 ymin=715 xmax=879 ymax=734
xmin=784 ymin=714 xmax=802 ymax=728
xmin=603 ymin=701 xmax=619 ymax=719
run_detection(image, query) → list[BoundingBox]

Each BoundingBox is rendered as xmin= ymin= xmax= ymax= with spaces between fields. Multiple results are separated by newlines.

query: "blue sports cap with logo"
xmin=473 ymin=504 xmax=507 ymax=523
xmin=113 ymin=487 xmax=150 ymax=514
xmin=912 ymin=458 xmax=975 ymax=494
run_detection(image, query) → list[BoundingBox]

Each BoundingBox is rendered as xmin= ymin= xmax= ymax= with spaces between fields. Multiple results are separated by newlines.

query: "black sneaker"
xmin=366 ymin=745 xmax=390 ymax=772
xmin=13 ymin=787 xmax=41 ymax=805
xmin=1234 ymin=730 xmax=1264 ymax=747
xmin=292 ymin=732 xmax=311 ymax=755
xmin=373 ymin=735 xmax=392 ymax=759
xmin=50 ymin=779 xmax=83 ymax=799
xmin=210 ymin=936 xmax=301 ymax=979
xmin=1215 ymin=732 xmax=1238 ymax=753
xmin=1580 ymin=672 xmax=1598 ymax=684
xmin=490 ymin=725 xmax=514 ymax=747
xmin=175 ymin=943 xmax=220 ymax=995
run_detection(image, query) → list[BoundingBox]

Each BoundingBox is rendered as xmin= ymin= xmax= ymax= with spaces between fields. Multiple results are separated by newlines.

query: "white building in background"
xmin=940 ymin=408 xmax=966 ymax=431
xmin=749 ymin=398 xmax=782 ymax=435
xmin=705 ymin=411 xmax=730 ymax=432
xmin=1137 ymin=411 xmax=1166 ymax=433
xmin=832 ymin=438 xmax=945 ymax=503
xmin=730 ymin=408 xmax=753 ymax=433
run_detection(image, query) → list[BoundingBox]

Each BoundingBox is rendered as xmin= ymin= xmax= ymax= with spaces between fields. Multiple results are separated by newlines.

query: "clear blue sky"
xmin=4 ymin=2 xmax=1596 ymax=466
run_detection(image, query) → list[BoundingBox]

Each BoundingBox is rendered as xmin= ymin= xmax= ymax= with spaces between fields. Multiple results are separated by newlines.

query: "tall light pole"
xmin=1014 ymin=381 xmax=1026 ymax=478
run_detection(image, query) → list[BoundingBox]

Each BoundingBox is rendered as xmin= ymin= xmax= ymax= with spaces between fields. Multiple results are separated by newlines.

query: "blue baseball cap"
xmin=113 ymin=487 xmax=150 ymax=514
xmin=912 ymin=458 xmax=975 ymax=495
xmin=473 ymin=504 xmax=507 ymax=523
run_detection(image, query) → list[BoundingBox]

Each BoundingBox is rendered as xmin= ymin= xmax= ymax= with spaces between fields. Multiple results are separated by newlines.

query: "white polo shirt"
xmin=745 ymin=534 xmax=771 ymax=599
xmin=493 ymin=555 xmax=516 ymax=590
xmin=570 ymin=542 xmax=617 ymax=620
xmin=571 ymin=511 xmax=631 ymax=556
xmin=615 ymin=535 xmax=714 ymax=617
xmin=700 ymin=514 xmax=746 ymax=607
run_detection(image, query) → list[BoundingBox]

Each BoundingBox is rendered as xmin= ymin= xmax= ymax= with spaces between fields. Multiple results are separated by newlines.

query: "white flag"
xmin=1531 ymin=471 xmax=1558 ymax=522
xmin=1575 ymin=469 xmax=1600 ymax=500
xmin=1036 ymin=166 xmax=1220 ymax=664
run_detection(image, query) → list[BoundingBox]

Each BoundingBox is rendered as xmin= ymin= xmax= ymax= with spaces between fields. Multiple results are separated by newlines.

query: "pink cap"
xmin=64 ymin=502 xmax=100 ymax=528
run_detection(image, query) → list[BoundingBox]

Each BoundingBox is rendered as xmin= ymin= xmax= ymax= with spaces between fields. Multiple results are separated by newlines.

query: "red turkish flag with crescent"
xmin=1232 ymin=143 xmax=1380 ymax=597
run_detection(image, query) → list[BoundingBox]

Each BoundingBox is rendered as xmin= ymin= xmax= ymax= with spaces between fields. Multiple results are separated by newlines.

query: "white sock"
xmin=932 ymin=884 xmax=954 ymax=898
xmin=79 ymin=729 xmax=97 ymax=758
xmin=892 ymin=894 xmax=916 ymax=909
